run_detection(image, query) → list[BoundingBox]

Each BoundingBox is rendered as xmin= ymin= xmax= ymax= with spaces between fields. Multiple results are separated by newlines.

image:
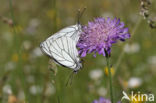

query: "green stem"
xmin=8 ymin=0 xmax=17 ymax=45
xmin=8 ymin=0 xmax=28 ymax=102
xmin=106 ymin=57 xmax=114 ymax=103
xmin=113 ymin=17 xmax=142 ymax=78
xmin=9 ymin=0 xmax=16 ymax=25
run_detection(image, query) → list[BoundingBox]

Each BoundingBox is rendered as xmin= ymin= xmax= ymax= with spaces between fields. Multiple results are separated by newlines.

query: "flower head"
xmin=77 ymin=17 xmax=130 ymax=57
xmin=93 ymin=97 xmax=120 ymax=103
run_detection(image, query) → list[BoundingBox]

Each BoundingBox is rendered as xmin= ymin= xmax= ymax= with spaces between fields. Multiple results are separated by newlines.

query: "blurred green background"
xmin=0 ymin=0 xmax=156 ymax=103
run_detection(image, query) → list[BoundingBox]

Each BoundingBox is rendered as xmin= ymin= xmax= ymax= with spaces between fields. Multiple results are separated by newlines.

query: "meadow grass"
xmin=0 ymin=0 xmax=156 ymax=103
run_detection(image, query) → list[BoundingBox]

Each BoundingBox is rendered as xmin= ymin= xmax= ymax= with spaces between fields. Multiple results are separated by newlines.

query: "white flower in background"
xmin=3 ymin=84 xmax=12 ymax=95
xmin=147 ymin=56 xmax=156 ymax=72
xmin=18 ymin=90 xmax=25 ymax=101
xmin=26 ymin=18 xmax=40 ymax=35
xmin=97 ymin=87 xmax=107 ymax=96
xmin=124 ymin=43 xmax=140 ymax=54
xmin=45 ymin=83 xmax=55 ymax=96
xmin=89 ymin=69 xmax=103 ymax=81
xmin=128 ymin=77 xmax=142 ymax=88
xmin=30 ymin=19 xmax=40 ymax=27
xmin=29 ymin=85 xmax=42 ymax=95
xmin=5 ymin=61 xmax=16 ymax=71
xmin=147 ymin=56 xmax=156 ymax=66
xmin=30 ymin=47 xmax=43 ymax=58
xmin=23 ymin=40 xmax=32 ymax=50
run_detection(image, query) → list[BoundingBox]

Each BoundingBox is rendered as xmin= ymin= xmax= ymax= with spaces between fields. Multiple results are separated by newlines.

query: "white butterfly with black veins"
xmin=47 ymin=24 xmax=82 ymax=43
xmin=40 ymin=24 xmax=82 ymax=72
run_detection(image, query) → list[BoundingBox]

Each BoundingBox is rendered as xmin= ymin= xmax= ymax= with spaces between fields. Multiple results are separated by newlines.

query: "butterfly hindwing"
xmin=40 ymin=36 xmax=80 ymax=70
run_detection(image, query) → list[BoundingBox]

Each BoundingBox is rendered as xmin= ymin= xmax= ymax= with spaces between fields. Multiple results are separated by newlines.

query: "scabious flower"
xmin=77 ymin=17 xmax=130 ymax=57
xmin=89 ymin=69 xmax=103 ymax=81
xmin=93 ymin=97 xmax=120 ymax=103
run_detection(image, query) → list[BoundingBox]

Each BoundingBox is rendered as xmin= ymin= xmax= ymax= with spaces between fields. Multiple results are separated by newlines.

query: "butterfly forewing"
xmin=47 ymin=24 xmax=81 ymax=43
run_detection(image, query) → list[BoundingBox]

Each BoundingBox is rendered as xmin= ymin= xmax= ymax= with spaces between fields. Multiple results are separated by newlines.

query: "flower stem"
xmin=8 ymin=0 xmax=29 ymax=102
xmin=106 ymin=57 xmax=114 ymax=103
xmin=113 ymin=17 xmax=142 ymax=78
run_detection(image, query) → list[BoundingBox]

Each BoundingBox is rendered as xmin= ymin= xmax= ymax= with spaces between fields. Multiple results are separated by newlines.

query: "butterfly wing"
xmin=40 ymin=36 xmax=81 ymax=71
xmin=47 ymin=24 xmax=81 ymax=43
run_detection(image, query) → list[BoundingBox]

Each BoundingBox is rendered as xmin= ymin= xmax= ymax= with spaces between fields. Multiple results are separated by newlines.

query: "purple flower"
xmin=77 ymin=17 xmax=130 ymax=57
xmin=93 ymin=97 xmax=120 ymax=103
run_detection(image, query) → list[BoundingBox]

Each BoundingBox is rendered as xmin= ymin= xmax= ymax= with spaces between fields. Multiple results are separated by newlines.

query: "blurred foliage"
xmin=0 ymin=0 xmax=156 ymax=103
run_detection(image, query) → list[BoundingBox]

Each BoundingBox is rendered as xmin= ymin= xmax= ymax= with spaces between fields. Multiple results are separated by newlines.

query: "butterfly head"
xmin=78 ymin=63 xmax=83 ymax=69
xmin=77 ymin=23 xmax=82 ymax=31
xmin=74 ymin=62 xmax=82 ymax=72
xmin=77 ymin=7 xmax=86 ymax=25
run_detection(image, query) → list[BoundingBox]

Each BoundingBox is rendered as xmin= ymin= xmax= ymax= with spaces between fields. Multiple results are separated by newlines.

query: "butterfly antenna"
xmin=69 ymin=72 xmax=75 ymax=85
xmin=77 ymin=7 xmax=86 ymax=24
xmin=65 ymin=71 xmax=75 ymax=86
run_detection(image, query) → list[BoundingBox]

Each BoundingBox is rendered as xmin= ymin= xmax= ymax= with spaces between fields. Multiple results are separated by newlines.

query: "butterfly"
xmin=40 ymin=25 xmax=82 ymax=72
xmin=40 ymin=8 xmax=86 ymax=72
